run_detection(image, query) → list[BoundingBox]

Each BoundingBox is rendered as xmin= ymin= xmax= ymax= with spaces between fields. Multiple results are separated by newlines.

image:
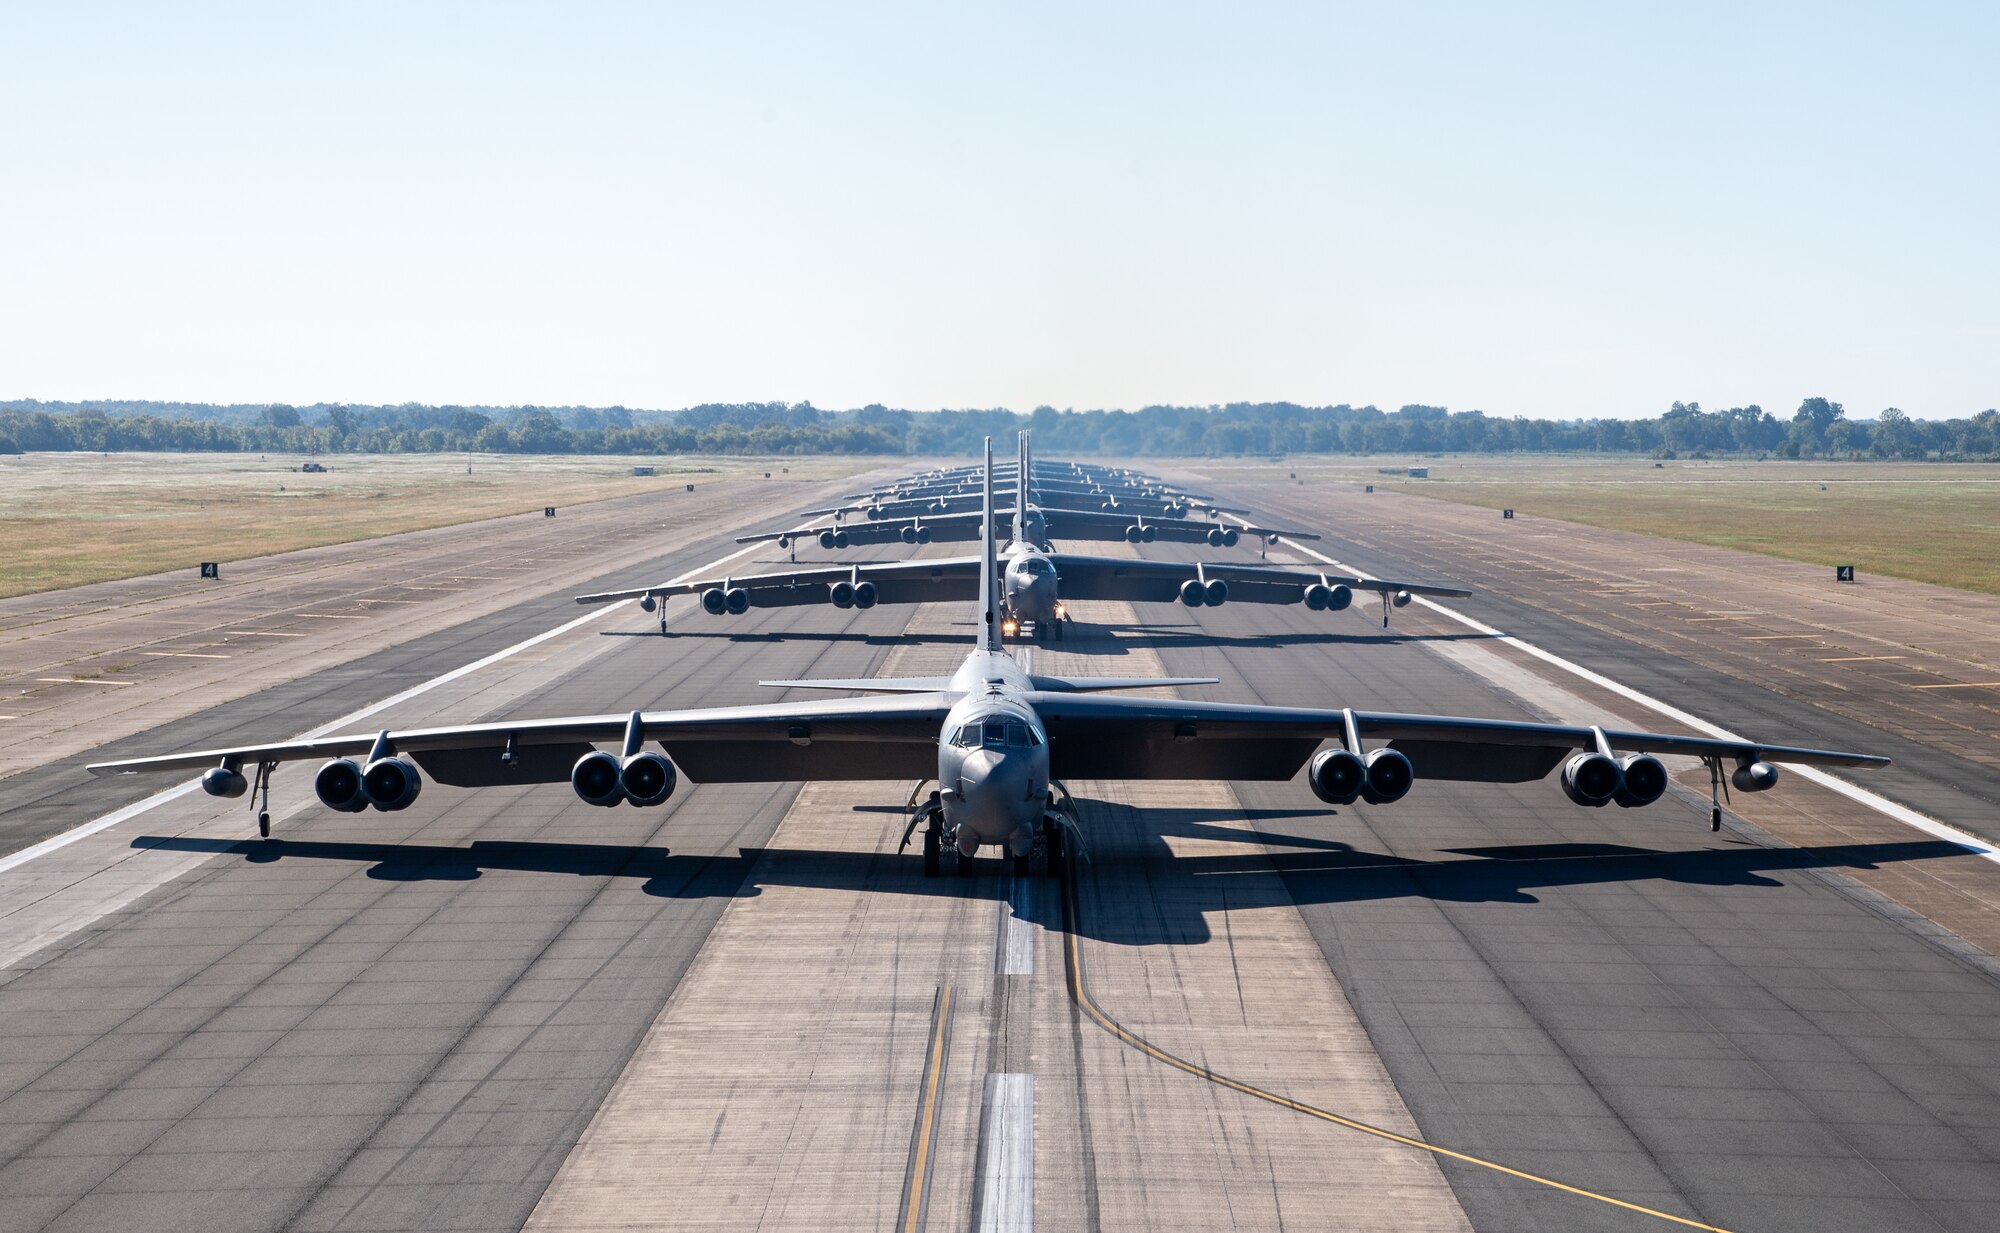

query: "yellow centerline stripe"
xmin=1059 ymin=870 xmax=1737 ymax=1233
xmin=900 ymin=984 xmax=954 ymax=1233
xmin=1821 ymin=656 xmax=1905 ymax=662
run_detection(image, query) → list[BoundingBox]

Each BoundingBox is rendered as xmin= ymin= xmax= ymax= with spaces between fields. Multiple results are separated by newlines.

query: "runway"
xmin=3 ymin=478 xmax=1999 ymax=1231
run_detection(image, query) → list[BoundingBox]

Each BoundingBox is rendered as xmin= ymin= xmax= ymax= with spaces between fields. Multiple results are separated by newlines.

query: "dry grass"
xmin=0 ymin=452 xmax=876 ymax=598
xmin=1204 ymin=456 xmax=2000 ymax=596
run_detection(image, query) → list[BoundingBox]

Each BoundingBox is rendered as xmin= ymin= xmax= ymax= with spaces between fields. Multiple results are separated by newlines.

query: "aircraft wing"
xmin=1023 ymin=693 xmax=1890 ymax=782
xmin=575 ymin=557 xmax=984 ymax=609
xmin=86 ymin=693 xmax=954 ymax=785
xmin=1046 ymin=555 xmax=1470 ymax=604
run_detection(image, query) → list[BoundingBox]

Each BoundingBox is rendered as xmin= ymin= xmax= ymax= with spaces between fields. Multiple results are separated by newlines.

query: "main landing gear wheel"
xmin=922 ymin=822 xmax=941 ymax=878
xmin=258 ymin=812 xmax=270 ymax=838
xmin=1012 ymin=850 xmax=1031 ymax=877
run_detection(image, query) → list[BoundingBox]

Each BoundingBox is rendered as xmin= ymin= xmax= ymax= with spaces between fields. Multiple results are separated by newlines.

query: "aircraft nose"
xmin=956 ymin=750 xmax=1035 ymax=838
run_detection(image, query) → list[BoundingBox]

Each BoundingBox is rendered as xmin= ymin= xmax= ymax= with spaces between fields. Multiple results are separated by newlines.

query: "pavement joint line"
xmin=1238 ymin=519 xmax=2000 ymax=867
xmin=898 ymin=984 xmax=956 ymax=1233
xmin=0 ymin=536 xmax=770 ymax=876
xmin=1057 ymin=867 xmax=1735 ymax=1233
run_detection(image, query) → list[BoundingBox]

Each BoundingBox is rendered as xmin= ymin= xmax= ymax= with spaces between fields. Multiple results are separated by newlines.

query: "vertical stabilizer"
xmin=1016 ymin=429 xmax=1031 ymax=528
xmin=979 ymin=437 xmax=1003 ymax=651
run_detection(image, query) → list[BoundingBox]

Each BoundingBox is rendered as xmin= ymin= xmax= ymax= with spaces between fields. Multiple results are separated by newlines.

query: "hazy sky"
xmin=3 ymin=2 xmax=1994 ymax=418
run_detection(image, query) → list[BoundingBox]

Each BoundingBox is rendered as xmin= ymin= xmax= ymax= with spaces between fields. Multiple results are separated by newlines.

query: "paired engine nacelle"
xmin=830 ymin=580 xmax=879 ymax=609
xmin=1302 ymin=583 xmax=1354 ymax=612
xmin=1202 ymin=527 xmax=1242 ymax=548
xmin=1124 ymin=523 xmax=1159 ymax=544
xmin=1308 ymin=747 xmax=1414 ymax=806
xmin=313 ymin=756 xmax=423 ymax=813
xmin=1177 ymin=578 xmax=1230 ymax=607
xmin=898 ymin=524 xmax=933 ymax=545
xmin=572 ymin=750 xmax=678 ymax=807
xmin=700 ymin=587 xmax=751 ymax=616
xmin=1560 ymin=752 xmax=1670 ymax=808
xmin=817 ymin=529 xmax=851 ymax=550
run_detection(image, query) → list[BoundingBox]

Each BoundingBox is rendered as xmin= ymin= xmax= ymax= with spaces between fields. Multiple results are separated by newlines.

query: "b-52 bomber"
xmin=91 ymin=438 xmax=1887 ymax=877
xmin=740 ymin=439 xmax=1312 ymax=553
xmin=580 ymin=436 xmax=1466 ymax=637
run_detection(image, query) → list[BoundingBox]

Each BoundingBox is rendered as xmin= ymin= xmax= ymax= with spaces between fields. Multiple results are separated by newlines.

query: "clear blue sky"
xmin=3 ymin=2 xmax=1994 ymax=419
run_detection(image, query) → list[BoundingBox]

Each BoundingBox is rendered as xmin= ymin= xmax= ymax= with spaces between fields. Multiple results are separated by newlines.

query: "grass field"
xmin=1205 ymin=456 xmax=2000 ymax=597
xmin=0 ymin=452 xmax=877 ymax=598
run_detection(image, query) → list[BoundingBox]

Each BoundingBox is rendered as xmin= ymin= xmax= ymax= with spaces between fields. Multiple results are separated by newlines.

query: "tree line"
xmin=2 ymin=398 xmax=1996 ymax=460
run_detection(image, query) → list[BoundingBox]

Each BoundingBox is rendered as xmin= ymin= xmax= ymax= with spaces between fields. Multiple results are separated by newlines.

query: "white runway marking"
xmin=3 ymin=537 xmax=769 ymax=874
xmin=1254 ymin=525 xmax=2000 ymax=867
xmin=995 ymin=876 xmax=1036 ymax=976
xmin=975 ymin=1073 xmax=1034 ymax=1233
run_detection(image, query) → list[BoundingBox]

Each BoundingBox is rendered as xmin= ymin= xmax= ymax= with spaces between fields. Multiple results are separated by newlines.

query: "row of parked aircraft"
xmin=92 ymin=436 xmax=1887 ymax=878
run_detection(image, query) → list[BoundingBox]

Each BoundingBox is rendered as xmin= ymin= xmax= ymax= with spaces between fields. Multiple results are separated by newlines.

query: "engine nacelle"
xmin=1392 ymin=589 xmax=1412 ymax=608
xmin=1361 ymin=748 xmax=1415 ymax=804
xmin=900 ymin=525 xmax=918 ymax=544
xmin=1326 ymin=584 xmax=1353 ymax=611
xmin=915 ymin=526 xmax=932 ymax=544
xmin=638 ymin=594 xmax=658 ymax=613
xmin=1731 ymin=760 xmax=1780 ymax=793
xmin=866 ymin=505 xmax=885 ymax=520
xmin=853 ymin=581 xmax=879 ymax=609
xmin=834 ymin=529 xmax=851 ymax=548
xmin=1206 ymin=527 xmax=1226 ymax=547
xmin=724 ymin=587 xmax=750 ymax=615
xmin=775 ymin=535 xmax=791 ymax=550
xmin=701 ymin=587 xmax=728 ymax=616
xmin=1125 ymin=524 xmax=1144 ymax=544
xmin=1307 ymin=748 xmax=1366 ymax=805
xmin=1178 ymin=579 xmax=1206 ymax=607
xmin=572 ymin=750 xmax=624 ymax=807
xmin=1222 ymin=527 xmax=1240 ymax=547
xmin=201 ymin=766 xmax=247 ymax=798
xmin=619 ymin=752 xmax=677 ymax=807
xmin=1561 ymin=752 xmax=1621 ymax=807
xmin=1203 ymin=579 xmax=1228 ymax=606
xmin=314 ymin=758 xmax=371 ymax=813
xmin=362 ymin=756 xmax=423 ymax=811
xmin=830 ymin=580 xmax=856 ymax=608
xmin=818 ymin=530 xmax=839 ymax=550
xmin=1614 ymin=754 xmax=1669 ymax=807
xmin=1141 ymin=524 xmax=1158 ymax=543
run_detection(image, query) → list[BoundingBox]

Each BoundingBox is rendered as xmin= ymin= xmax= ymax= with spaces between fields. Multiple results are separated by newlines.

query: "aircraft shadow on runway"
xmin=129 ymin=832 xmax=1969 ymax=947
xmin=602 ymin=623 xmax=1496 ymax=653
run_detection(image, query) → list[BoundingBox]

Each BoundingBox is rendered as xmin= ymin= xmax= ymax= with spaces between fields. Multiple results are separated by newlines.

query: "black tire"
xmin=923 ymin=826 xmax=941 ymax=878
xmin=258 ymin=813 xmax=270 ymax=838
xmin=958 ymin=850 xmax=978 ymax=878
xmin=1012 ymin=852 xmax=1030 ymax=877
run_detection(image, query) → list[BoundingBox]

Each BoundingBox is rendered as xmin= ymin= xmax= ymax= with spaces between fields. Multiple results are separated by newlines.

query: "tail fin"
xmin=1016 ymin=429 xmax=1031 ymax=529
xmin=979 ymin=437 xmax=1003 ymax=651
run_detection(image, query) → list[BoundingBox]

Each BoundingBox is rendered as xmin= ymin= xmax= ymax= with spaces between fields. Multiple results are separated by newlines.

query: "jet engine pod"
xmin=619 ymin=752 xmax=677 ymax=807
xmin=818 ymin=530 xmax=839 ymax=550
xmin=724 ymin=587 xmax=750 ymax=615
xmin=1203 ymin=579 xmax=1228 ymax=606
xmin=1125 ymin=524 xmax=1144 ymax=544
xmin=638 ymin=594 xmax=658 ymax=614
xmin=900 ymin=525 xmax=917 ymax=544
xmin=571 ymin=750 xmax=624 ymax=807
xmin=1326 ymin=584 xmax=1353 ymax=611
xmin=313 ymin=758 xmax=370 ymax=813
xmin=701 ymin=588 xmax=728 ymax=616
xmin=1206 ymin=527 xmax=1226 ymax=547
xmin=1613 ymin=753 xmax=1669 ymax=807
xmin=1141 ymin=524 xmax=1158 ymax=543
xmin=833 ymin=529 xmax=851 ymax=549
xmin=1178 ymin=579 xmax=1206 ymax=607
xmin=201 ymin=766 xmax=247 ymax=798
xmin=1222 ymin=527 xmax=1240 ymax=547
xmin=914 ymin=526 xmax=932 ymax=545
xmin=1731 ymin=760 xmax=1780 ymax=793
xmin=1307 ymin=747 xmax=1366 ymax=805
xmin=829 ymin=580 xmax=856 ymax=609
xmin=775 ymin=536 xmax=791 ymax=550
xmin=852 ymin=581 xmax=879 ymax=609
xmin=362 ymin=756 xmax=423 ymax=811
xmin=1392 ymin=589 xmax=1412 ymax=608
xmin=1361 ymin=748 xmax=1415 ymax=804
xmin=1303 ymin=583 xmax=1330 ymax=610
xmin=1561 ymin=752 xmax=1621 ymax=807
xmin=866 ymin=505 xmax=885 ymax=520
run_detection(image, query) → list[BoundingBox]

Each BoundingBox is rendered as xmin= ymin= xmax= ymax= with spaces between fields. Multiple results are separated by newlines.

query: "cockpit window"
xmin=950 ymin=724 xmax=980 ymax=748
xmin=1020 ymin=558 xmax=1053 ymax=576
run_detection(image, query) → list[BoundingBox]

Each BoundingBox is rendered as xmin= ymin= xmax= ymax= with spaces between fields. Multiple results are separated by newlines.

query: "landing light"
xmin=1053 ymin=603 xmax=1066 ymax=619
xmin=1002 ymin=619 xmax=1019 ymax=636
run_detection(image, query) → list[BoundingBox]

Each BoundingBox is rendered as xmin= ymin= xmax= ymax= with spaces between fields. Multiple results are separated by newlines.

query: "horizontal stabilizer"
xmin=758 ymin=677 xmax=956 ymax=694
xmin=1027 ymin=675 xmax=1219 ymax=693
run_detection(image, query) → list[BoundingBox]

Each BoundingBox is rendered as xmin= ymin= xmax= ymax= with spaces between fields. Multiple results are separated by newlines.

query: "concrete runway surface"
xmin=2 ymin=478 xmax=1998 ymax=1233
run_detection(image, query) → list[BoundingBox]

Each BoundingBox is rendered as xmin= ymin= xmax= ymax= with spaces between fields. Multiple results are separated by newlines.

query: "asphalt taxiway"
xmin=2 ymin=478 xmax=1998 ymax=1232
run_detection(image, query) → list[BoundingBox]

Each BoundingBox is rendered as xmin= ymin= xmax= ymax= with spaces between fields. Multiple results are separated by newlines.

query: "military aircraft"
xmin=740 ymin=442 xmax=1314 ymax=555
xmin=90 ymin=439 xmax=1887 ymax=876
xmin=579 ymin=437 xmax=1465 ymax=638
